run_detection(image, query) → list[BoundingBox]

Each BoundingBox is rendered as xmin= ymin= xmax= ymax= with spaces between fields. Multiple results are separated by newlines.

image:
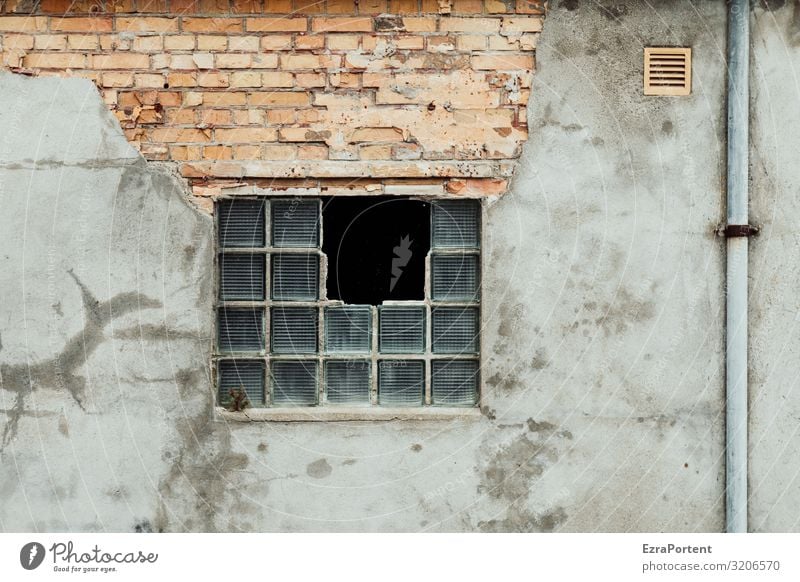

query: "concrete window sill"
xmin=216 ymin=406 xmax=482 ymax=422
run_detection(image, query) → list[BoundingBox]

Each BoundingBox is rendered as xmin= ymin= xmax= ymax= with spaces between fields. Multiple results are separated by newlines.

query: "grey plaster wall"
xmin=0 ymin=0 xmax=734 ymax=532
xmin=749 ymin=2 xmax=800 ymax=533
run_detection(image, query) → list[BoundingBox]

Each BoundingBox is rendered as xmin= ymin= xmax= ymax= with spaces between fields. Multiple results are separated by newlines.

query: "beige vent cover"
xmin=644 ymin=47 xmax=692 ymax=96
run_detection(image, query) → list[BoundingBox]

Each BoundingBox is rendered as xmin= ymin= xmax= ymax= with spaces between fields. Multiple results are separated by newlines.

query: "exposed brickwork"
xmin=0 ymin=1 xmax=545 ymax=204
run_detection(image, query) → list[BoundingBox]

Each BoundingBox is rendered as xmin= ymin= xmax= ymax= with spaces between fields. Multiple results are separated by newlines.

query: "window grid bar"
xmin=424 ymin=253 xmax=432 ymax=406
xmin=370 ymin=305 xmax=379 ymax=406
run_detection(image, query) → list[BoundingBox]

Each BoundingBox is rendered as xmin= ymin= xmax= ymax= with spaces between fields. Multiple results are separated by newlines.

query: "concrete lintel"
xmin=181 ymin=160 xmax=512 ymax=179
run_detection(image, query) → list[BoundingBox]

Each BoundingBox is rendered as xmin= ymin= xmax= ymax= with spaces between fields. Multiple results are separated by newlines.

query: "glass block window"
xmin=432 ymin=307 xmax=479 ymax=354
xmin=432 ymin=200 xmax=480 ymax=249
xmin=325 ymin=306 xmax=371 ymax=353
xmin=272 ymin=360 xmax=318 ymax=406
xmin=218 ymin=307 xmax=264 ymax=352
xmin=378 ymin=360 xmax=425 ymax=406
xmin=379 ymin=306 xmax=425 ymax=354
xmin=271 ymin=254 xmax=319 ymax=301
xmin=214 ymin=197 xmax=481 ymax=409
xmin=432 ymin=360 xmax=479 ymax=406
xmin=325 ymin=360 xmax=371 ymax=405
xmin=218 ymin=360 xmax=265 ymax=407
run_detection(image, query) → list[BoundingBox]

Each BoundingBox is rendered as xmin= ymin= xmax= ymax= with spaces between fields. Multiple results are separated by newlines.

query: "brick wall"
xmin=0 ymin=1 xmax=545 ymax=208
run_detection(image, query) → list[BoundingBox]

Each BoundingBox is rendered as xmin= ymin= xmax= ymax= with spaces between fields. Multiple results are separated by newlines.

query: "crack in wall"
xmin=0 ymin=270 xmax=162 ymax=449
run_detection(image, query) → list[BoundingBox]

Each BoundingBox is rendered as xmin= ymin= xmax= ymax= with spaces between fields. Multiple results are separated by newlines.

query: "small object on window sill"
xmin=216 ymin=406 xmax=481 ymax=423
xmin=226 ymin=387 xmax=250 ymax=413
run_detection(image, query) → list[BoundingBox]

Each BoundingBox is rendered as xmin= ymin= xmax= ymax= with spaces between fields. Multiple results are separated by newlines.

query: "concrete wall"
xmin=749 ymin=1 xmax=800 ymax=533
xmin=7 ymin=0 xmax=793 ymax=533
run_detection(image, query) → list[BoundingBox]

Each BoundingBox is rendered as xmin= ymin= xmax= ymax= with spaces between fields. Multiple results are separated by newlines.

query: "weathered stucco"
xmin=749 ymin=1 xmax=800 ymax=533
xmin=3 ymin=0 xmax=797 ymax=533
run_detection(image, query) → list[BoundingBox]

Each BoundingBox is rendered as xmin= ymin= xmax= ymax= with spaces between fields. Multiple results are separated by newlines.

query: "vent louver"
xmin=432 ymin=307 xmax=479 ymax=354
xmin=271 ymin=254 xmax=319 ymax=300
xmin=644 ymin=47 xmax=691 ymax=96
xmin=379 ymin=306 xmax=425 ymax=353
xmin=272 ymin=200 xmax=320 ymax=248
xmin=325 ymin=306 xmax=371 ymax=353
xmin=432 ymin=200 xmax=480 ymax=249
xmin=271 ymin=307 xmax=318 ymax=354
xmin=378 ymin=360 xmax=425 ymax=406
xmin=218 ymin=199 xmax=265 ymax=248
xmin=218 ymin=360 xmax=265 ymax=405
xmin=220 ymin=254 xmax=265 ymax=300
xmin=271 ymin=360 xmax=318 ymax=406
xmin=218 ymin=307 xmax=264 ymax=352
xmin=325 ymin=360 xmax=371 ymax=404
xmin=431 ymin=254 xmax=479 ymax=301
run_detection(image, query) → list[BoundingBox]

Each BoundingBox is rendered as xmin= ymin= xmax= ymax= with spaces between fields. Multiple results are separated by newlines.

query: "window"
xmin=215 ymin=196 xmax=481 ymax=409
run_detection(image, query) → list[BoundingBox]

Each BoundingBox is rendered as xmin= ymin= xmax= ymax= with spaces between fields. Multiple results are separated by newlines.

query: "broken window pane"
xmin=323 ymin=197 xmax=429 ymax=305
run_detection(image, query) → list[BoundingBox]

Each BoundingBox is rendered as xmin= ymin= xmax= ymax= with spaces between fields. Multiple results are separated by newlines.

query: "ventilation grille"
xmin=271 ymin=360 xmax=318 ymax=406
xmin=432 ymin=200 xmax=480 ymax=249
xmin=220 ymin=254 xmax=265 ymax=300
xmin=431 ymin=254 xmax=479 ymax=301
xmin=378 ymin=360 xmax=425 ymax=406
xmin=325 ymin=360 xmax=371 ymax=405
xmin=644 ymin=47 xmax=691 ymax=96
xmin=272 ymin=200 xmax=320 ymax=248
xmin=218 ymin=308 xmax=264 ymax=352
xmin=432 ymin=307 xmax=479 ymax=354
xmin=218 ymin=360 xmax=265 ymax=405
xmin=218 ymin=199 xmax=265 ymax=248
xmin=432 ymin=360 xmax=478 ymax=406
xmin=379 ymin=306 xmax=425 ymax=353
xmin=325 ymin=306 xmax=371 ymax=353
xmin=271 ymin=307 xmax=317 ymax=354
xmin=271 ymin=254 xmax=319 ymax=300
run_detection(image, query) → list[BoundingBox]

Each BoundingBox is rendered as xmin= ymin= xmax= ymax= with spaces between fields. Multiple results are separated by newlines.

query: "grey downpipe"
xmin=726 ymin=0 xmax=750 ymax=534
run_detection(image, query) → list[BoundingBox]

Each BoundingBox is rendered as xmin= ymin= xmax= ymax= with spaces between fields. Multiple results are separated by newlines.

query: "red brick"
xmin=50 ymin=16 xmax=113 ymax=32
xmin=386 ymin=0 xmax=416 ymax=13
xmin=198 ymin=109 xmax=233 ymax=125
xmin=0 ymin=17 xmax=48 ymax=32
xmin=182 ymin=17 xmax=244 ymax=32
xmin=215 ymin=127 xmax=279 ymax=142
xmin=148 ymin=128 xmax=211 ymax=142
xmin=263 ymin=0 xmax=293 ymax=11
xmin=116 ymin=17 xmax=179 ymax=33
xmin=203 ymin=145 xmax=233 ymax=160
xmin=311 ymin=17 xmax=371 ymax=32
xmin=22 ymin=53 xmax=87 ymax=68
xmin=202 ymin=92 xmax=247 ymax=105
xmin=402 ymin=17 xmax=437 ymax=32
xmin=248 ymin=91 xmax=310 ymax=106
xmin=245 ymin=17 xmax=308 ymax=32
xmin=91 ymin=53 xmax=151 ymax=69
xmin=471 ymin=54 xmax=533 ymax=70
xmin=348 ymin=127 xmax=404 ymax=143
xmin=440 ymin=17 xmax=500 ymax=33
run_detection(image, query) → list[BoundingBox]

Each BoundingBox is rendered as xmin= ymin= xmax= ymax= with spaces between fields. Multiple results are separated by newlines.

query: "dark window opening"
xmin=322 ymin=197 xmax=430 ymax=305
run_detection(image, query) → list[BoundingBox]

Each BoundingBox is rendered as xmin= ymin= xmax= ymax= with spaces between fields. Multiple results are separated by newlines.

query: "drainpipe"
xmin=725 ymin=0 xmax=754 ymax=534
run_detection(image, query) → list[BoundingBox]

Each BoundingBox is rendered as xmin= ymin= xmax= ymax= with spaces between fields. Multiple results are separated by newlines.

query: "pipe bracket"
xmin=720 ymin=224 xmax=760 ymax=238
